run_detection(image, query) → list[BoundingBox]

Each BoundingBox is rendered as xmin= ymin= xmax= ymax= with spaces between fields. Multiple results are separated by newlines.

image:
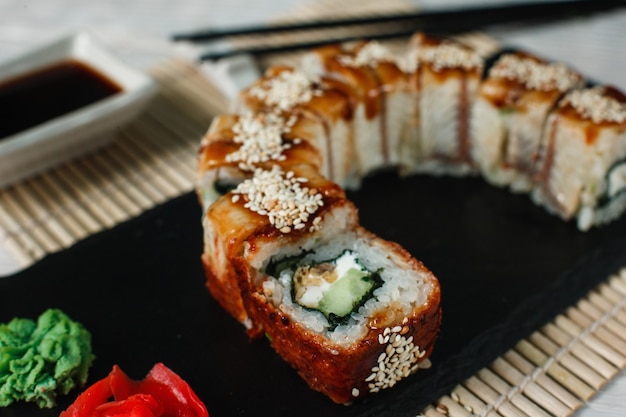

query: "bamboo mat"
xmin=419 ymin=267 xmax=626 ymax=417
xmin=0 ymin=0 xmax=625 ymax=415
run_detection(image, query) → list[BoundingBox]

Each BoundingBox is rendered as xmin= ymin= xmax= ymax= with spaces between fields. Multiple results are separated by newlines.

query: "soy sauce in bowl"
xmin=0 ymin=59 xmax=122 ymax=140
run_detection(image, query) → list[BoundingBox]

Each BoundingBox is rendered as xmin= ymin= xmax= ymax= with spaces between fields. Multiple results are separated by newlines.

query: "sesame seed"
xmin=560 ymin=86 xmax=626 ymax=124
xmin=416 ymin=42 xmax=483 ymax=72
xmin=248 ymin=68 xmax=322 ymax=112
xmin=225 ymin=112 xmax=298 ymax=171
xmin=351 ymin=388 xmax=360 ymax=397
xmin=364 ymin=323 xmax=428 ymax=394
xmin=489 ymin=54 xmax=581 ymax=92
xmin=336 ymin=41 xmax=395 ymax=67
xmin=231 ymin=165 xmax=324 ymax=233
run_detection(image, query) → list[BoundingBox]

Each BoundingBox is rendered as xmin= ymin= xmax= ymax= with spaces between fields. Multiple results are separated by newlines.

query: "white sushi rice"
xmin=583 ymin=192 xmax=626 ymax=230
xmin=260 ymin=229 xmax=435 ymax=347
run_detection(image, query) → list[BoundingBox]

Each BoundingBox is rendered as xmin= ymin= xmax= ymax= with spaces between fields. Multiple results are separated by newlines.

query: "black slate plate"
xmin=1 ymin=170 xmax=625 ymax=417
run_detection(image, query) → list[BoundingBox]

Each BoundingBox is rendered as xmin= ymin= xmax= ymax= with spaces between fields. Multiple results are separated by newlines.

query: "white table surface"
xmin=1 ymin=0 xmax=625 ymax=415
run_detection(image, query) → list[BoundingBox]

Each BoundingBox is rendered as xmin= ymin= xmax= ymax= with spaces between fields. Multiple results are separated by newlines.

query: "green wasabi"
xmin=0 ymin=308 xmax=95 ymax=408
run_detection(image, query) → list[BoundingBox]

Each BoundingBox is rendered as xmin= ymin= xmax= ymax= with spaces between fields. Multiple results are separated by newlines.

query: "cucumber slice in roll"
xmin=291 ymin=251 xmax=381 ymax=327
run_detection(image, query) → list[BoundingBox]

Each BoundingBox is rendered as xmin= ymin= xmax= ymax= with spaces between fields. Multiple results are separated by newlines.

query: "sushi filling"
xmin=268 ymin=250 xmax=382 ymax=330
xmin=607 ymin=160 xmax=626 ymax=200
xmin=200 ymin=169 xmax=248 ymax=213
xmin=214 ymin=177 xmax=241 ymax=195
xmin=596 ymin=159 xmax=626 ymax=208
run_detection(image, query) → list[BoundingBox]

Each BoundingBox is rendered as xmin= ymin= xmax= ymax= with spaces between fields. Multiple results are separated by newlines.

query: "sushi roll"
xmin=238 ymin=65 xmax=359 ymax=189
xmin=471 ymin=52 xmax=583 ymax=191
xmin=402 ymin=33 xmax=484 ymax=176
xmin=196 ymin=111 xmax=325 ymax=212
xmin=201 ymin=163 xmax=354 ymax=335
xmin=235 ymin=218 xmax=441 ymax=404
xmin=531 ymin=85 xmax=626 ymax=230
xmin=200 ymin=158 xmax=441 ymax=403
xmin=302 ymin=40 xmax=412 ymax=175
xmin=235 ymin=222 xmax=440 ymax=403
xmin=195 ymin=29 xmax=626 ymax=408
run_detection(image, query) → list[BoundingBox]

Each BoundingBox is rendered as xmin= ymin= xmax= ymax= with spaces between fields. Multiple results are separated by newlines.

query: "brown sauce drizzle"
xmin=457 ymin=76 xmax=472 ymax=165
xmin=534 ymin=117 xmax=564 ymax=213
xmin=367 ymin=66 xmax=389 ymax=164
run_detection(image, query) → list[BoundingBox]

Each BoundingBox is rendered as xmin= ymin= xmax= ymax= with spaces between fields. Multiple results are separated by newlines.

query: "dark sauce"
xmin=0 ymin=59 xmax=122 ymax=139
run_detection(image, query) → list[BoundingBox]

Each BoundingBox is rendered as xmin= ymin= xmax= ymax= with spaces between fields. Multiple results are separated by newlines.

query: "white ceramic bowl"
xmin=0 ymin=32 xmax=158 ymax=188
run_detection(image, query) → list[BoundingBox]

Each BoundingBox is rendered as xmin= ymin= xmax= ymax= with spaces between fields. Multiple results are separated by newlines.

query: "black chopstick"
xmin=198 ymin=29 xmax=418 ymax=61
xmin=172 ymin=0 xmax=622 ymax=42
xmin=175 ymin=0 xmax=625 ymax=61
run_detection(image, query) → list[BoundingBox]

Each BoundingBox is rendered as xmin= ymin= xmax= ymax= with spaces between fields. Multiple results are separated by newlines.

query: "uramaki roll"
xmin=403 ymin=33 xmax=484 ymax=176
xmin=302 ymin=40 xmax=411 ymax=175
xmin=201 ymin=158 xmax=441 ymax=403
xmin=471 ymin=51 xmax=583 ymax=191
xmin=531 ymin=85 xmax=626 ymax=230
xmin=201 ymin=163 xmax=354 ymax=335
xmin=236 ymin=222 xmax=441 ymax=404
xmin=238 ymin=65 xmax=359 ymax=189
xmin=196 ymin=111 xmax=325 ymax=212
